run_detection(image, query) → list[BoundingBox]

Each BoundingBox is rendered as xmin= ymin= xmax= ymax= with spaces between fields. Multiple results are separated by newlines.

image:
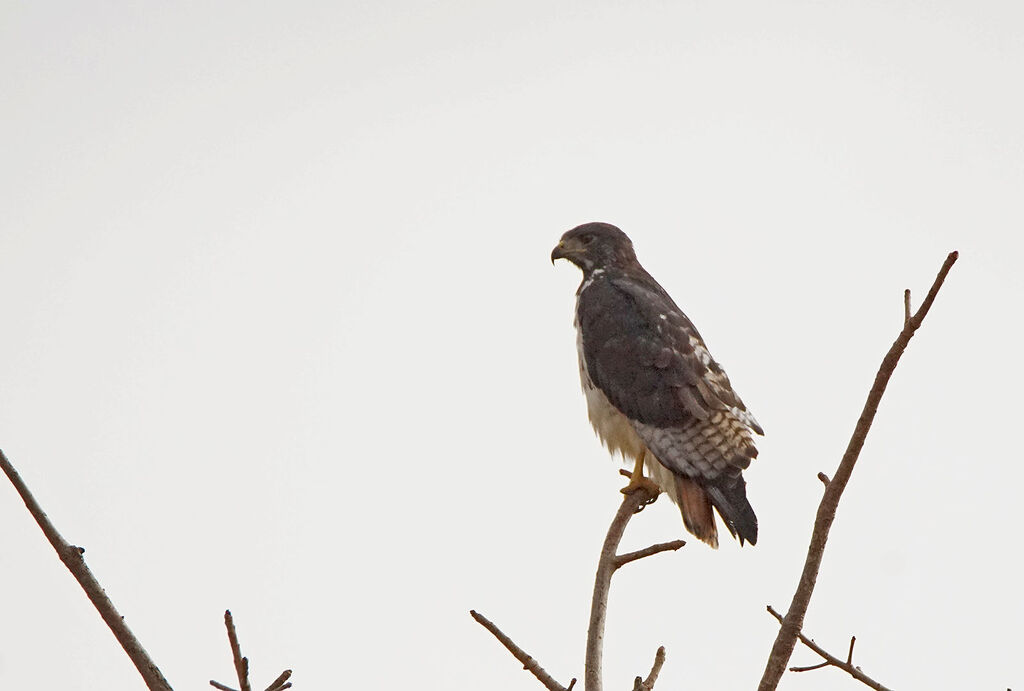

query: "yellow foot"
xmin=620 ymin=450 xmax=660 ymax=497
xmin=619 ymin=473 xmax=662 ymax=497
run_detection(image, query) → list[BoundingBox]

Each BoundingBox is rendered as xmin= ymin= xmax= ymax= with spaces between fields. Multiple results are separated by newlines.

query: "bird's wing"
xmin=578 ymin=275 xmax=761 ymax=481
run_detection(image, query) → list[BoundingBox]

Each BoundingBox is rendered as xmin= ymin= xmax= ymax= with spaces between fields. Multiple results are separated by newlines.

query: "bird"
xmin=551 ymin=222 xmax=762 ymax=548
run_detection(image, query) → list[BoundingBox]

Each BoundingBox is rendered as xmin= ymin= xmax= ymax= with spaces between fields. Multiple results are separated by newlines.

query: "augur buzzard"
xmin=552 ymin=222 xmax=762 ymax=547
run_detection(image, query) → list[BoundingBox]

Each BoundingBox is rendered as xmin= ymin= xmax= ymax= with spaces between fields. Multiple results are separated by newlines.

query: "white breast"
xmin=574 ymin=294 xmax=646 ymax=462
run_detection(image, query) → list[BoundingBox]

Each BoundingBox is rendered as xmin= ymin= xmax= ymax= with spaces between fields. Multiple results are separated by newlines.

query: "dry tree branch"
xmin=3 ymin=448 xmax=291 ymax=691
xmin=767 ymin=606 xmax=892 ymax=690
xmin=470 ymin=609 xmax=576 ymax=691
xmin=210 ymin=610 xmax=292 ymax=691
xmin=472 ymin=472 xmax=679 ymax=691
xmin=614 ymin=540 xmax=686 ymax=569
xmin=585 ymin=478 xmax=667 ymax=691
xmin=0 ymin=449 xmax=174 ymax=691
xmin=757 ymin=251 xmax=958 ymax=691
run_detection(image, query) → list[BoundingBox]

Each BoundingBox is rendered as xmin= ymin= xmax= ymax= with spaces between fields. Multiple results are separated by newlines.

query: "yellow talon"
xmin=620 ymin=450 xmax=661 ymax=497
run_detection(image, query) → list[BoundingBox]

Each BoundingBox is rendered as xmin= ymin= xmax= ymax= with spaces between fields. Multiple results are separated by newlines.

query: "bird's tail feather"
xmin=706 ymin=476 xmax=758 ymax=546
xmin=674 ymin=476 xmax=719 ymax=549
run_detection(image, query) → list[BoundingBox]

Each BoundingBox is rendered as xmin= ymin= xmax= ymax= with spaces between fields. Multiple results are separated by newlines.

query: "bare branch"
xmin=758 ymin=251 xmax=958 ymax=691
xmin=816 ymin=472 xmax=830 ymax=487
xmin=1 ymin=449 xmax=174 ymax=691
xmin=903 ymin=289 xmax=911 ymax=326
xmin=585 ymin=483 xmax=662 ymax=691
xmin=210 ymin=682 xmax=237 ymax=691
xmin=631 ymin=646 xmax=667 ymax=691
xmin=614 ymin=541 xmax=686 ymax=569
xmin=470 ymin=610 xmax=575 ymax=691
xmin=767 ymin=606 xmax=893 ymax=690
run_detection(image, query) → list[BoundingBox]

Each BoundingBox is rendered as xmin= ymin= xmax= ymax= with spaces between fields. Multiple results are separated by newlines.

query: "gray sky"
xmin=2 ymin=2 xmax=1022 ymax=689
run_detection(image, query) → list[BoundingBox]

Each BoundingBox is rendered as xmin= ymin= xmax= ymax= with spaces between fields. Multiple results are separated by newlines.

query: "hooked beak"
xmin=551 ymin=241 xmax=569 ymax=265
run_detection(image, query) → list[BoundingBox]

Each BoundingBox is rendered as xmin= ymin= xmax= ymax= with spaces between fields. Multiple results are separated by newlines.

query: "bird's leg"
xmin=620 ymin=449 xmax=661 ymax=499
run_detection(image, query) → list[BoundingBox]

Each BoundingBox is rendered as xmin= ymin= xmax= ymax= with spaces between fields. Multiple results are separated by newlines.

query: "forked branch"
xmin=767 ymin=606 xmax=891 ymax=690
xmin=758 ymin=251 xmax=958 ymax=691
xmin=472 ymin=475 xmax=680 ymax=691
xmin=210 ymin=610 xmax=292 ymax=691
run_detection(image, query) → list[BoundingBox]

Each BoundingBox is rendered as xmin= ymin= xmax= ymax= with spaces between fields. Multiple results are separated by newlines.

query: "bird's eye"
xmin=581 ymin=234 xmax=594 ymax=245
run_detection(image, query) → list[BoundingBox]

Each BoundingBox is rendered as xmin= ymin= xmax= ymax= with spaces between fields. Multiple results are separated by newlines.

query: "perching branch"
xmin=767 ymin=606 xmax=892 ymax=690
xmin=585 ymin=478 xmax=667 ymax=691
xmin=210 ymin=610 xmax=292 ymax=691
xmin=757 ymin=251 xmax=958 ymax=691
xmin=472 ymin=473 xmax=679 ymax=691
xmin=0 ymin=448 xmax=174 ymax=691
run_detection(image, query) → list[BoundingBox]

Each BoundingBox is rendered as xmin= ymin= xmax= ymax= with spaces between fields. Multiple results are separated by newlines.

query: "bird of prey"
xmin=552 ymin=222 xmax=762 ymax=547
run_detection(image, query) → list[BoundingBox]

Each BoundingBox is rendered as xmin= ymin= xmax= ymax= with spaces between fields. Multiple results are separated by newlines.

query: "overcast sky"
xmin=2 ymin=2 xmax=1022 ymax=690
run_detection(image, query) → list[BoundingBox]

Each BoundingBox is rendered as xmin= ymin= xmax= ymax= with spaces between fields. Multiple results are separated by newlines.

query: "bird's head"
xmin=551 ymin=222 xmax=638 ymax=273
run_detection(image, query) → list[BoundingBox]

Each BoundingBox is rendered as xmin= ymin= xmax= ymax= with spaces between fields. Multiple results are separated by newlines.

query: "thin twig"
xmin=1 ymin=449 xmax=174 ymax=691
xmin=264 ymin=669 xmax=294 ymax=691
xmin=585 ymin=483 xmax=662 ymax=691
xmin=767 ymin=606 xmax=893 ymax=690
xmin=224 ymin=611 xmax=252 ymax=691
xmin=470 ymin=610 xmax=574 ymax=691
xmin=210 ymin=682 xmax=236 ymax=691
xmin=757 ymin=249 xmax=957 ymax=691
xmin=903 ymin=289 xmax=911 ymax=327
xmin=614 ymin=540 xmax=686 ymax=569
